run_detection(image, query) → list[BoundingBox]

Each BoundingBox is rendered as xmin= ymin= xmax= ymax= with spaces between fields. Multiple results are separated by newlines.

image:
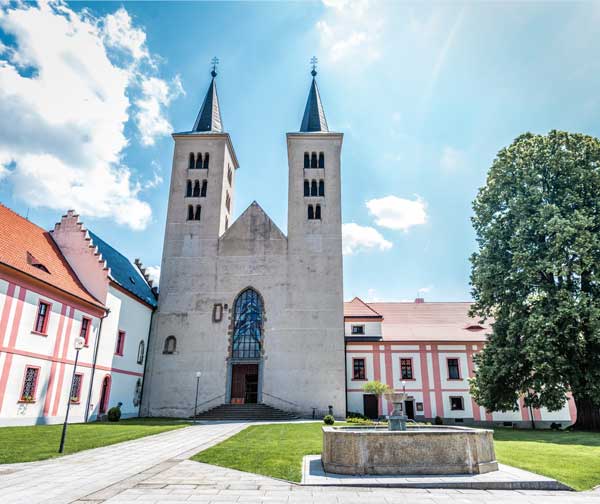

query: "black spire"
xmin=300 ymin=57 xmax=328 ymax=133
xmin=192 ymin=57 xmax=223 ymax=133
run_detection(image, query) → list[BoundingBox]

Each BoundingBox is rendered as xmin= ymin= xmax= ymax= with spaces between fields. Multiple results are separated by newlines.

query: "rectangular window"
xmin=115 ymin=330 xmax=125 ymax=356
xmin=400 ymin=358 xmax=413 ymax=380
xmin=353 ymin=358 xmax=366 ymax=380
xmin=34 ymin=301 xmax=51 ymax=334
xmin=70 ymin=373 xmax=83 ymax=403
xmin=80 ymin=317 xmax=91 ymax=346
xmin=351 ymin=325 xmax=365 ymax=335
xmin=447 ymin=358 xmax=461 ymax=380
xmin=450 ymin=396 xmax=464 ymax=411
xmin=20 ymin=366 xmax=39 ymax=401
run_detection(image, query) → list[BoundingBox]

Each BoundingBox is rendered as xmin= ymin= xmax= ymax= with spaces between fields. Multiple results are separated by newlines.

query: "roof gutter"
xmin=84 ymin=307 xmax=110 ymax=422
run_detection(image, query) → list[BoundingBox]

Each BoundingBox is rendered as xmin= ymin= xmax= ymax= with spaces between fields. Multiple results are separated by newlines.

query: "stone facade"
xmin=141 ymin=74 xmax=346 ymax=418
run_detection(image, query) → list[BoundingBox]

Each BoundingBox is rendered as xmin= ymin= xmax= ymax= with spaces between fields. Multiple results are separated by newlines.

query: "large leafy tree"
xmin=470 ymin=130 xmax=600 ymax=431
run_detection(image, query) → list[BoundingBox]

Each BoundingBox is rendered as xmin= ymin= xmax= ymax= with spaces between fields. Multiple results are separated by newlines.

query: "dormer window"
xmin=27 ymin=252 xmax=49 ymax=274
xmin=351 ymin=325 xmax=365 ymax=335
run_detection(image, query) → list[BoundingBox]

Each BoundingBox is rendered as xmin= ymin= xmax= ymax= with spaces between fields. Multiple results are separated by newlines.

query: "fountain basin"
xmin=322 ymin=425 xmax=498 ymax=475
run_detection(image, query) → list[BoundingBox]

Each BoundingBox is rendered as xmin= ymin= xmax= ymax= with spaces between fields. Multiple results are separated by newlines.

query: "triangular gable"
xmin=344 ymin=297 xmax=382 ymax=318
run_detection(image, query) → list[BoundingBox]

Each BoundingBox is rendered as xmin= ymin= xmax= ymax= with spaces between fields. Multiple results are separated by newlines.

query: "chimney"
xmin=414 ymin=297 xmax=425 ymax=304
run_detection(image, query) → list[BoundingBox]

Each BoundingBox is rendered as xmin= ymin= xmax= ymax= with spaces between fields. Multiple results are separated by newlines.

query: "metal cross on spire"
xmin=310 ymin=56 xmax=318 ymax=77
xmin=211 ymin=56 xmax=219 ymax=77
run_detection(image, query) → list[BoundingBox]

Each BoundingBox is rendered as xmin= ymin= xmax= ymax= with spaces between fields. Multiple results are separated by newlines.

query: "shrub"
xmin=347 ymin=417 xmax=373 ymax=425
xmin=107 ymin=406 xmax=122 ymax=422
xmin=346 ymin=411 xmax=368 ymax=420
xmin=434 ymin=416 xmax=443 ymax=425
xmin=323 ymin=414 xmax=335 ymax=425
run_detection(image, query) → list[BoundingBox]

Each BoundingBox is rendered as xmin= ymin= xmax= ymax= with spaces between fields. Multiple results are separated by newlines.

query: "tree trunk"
xmin=572 ymin=397 xmax=600 ymax=431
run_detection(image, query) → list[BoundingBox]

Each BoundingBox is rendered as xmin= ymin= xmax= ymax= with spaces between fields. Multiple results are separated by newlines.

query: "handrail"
xmin=261 ymin=391 xmax=302 ymax=408
xmin=195 ymin=394 xmax=225 ymax=408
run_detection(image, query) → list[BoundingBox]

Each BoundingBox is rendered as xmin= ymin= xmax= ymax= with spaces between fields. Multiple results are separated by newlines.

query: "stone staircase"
xmin=193 ymin=403 xmax=299 ymax=421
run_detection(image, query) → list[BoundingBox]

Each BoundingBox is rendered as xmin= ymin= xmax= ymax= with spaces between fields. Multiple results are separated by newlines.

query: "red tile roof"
xmin=345 ymin=299 xmax=489 ymax=342
xmin=344 ymin=297 xmax=382 ymax=318
xmin=0 ymin=204 xmax=102 ymax=308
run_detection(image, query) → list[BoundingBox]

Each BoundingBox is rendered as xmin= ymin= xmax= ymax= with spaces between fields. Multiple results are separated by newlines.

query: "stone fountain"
xmin=321 ymin=391 xmax=499 ymax=475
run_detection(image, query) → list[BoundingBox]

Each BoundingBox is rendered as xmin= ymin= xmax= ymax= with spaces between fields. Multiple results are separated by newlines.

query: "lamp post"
xmin=59 ymin=336 xmax=85 ymax=453
xmin=194 ymin=371 xmax=202 ymax=420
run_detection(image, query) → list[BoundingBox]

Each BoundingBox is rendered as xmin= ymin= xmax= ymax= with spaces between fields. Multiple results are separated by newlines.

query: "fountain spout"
xmin=385 ymin=392 xmax=408 ymax=431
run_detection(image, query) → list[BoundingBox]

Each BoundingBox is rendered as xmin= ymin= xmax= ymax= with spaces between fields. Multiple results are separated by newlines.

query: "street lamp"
xmin=402 ymin=380 xmax=406 ymax=395
xmin=59 ymin=336 xmax=85 ymax=453
xmin=194 ymin=371 xmax=202 ymax=419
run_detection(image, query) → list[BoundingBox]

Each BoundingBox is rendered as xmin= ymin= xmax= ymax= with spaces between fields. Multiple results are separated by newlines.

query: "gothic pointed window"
xmin=304 ymin=180 xmax=310 ymax=197
xmin=232 ymin=288 xmax=263 ymax=359
xmin=226 ymin=192 xmax=231 ymax=212
xmin=187 ymin=205 xmax=194 ymax=221
xmin=201 ymin=180 xmax=207 ymax=197
xmin=195 ymin=153 xmax=202 ymax=169
xmin=304 ymin=152 xmax=310 ymax=168
xmin=319 ymin=180 xmax=325 ymax=196
xmin=203 ymin=153 xmax=210 ymax=170
xmin=318 ymin=152 xmax=325 ymax=168
xmin=311 ymin=152 xmax=317 ymax=168
xmin=193 ymin=180 xmax=200 ymax=197
xmin=308 ymin=205 xmax=314 ymax=220
xmin=195 ymin=205 xmax=202 ymax=221
xmin=189 ymin=153 xmax=195 ymax=170
xmin=186 ymin=180 xmax=192 ymax=197
xmin=315 ymin=204 xmax=321 ymax=220
xmin=311 ymin=180 xmax=318 ymax=196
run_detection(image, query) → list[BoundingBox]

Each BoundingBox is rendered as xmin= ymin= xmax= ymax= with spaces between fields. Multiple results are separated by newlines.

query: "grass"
xmin=192 ymin=422 xmax=600 ymax=490
xmin=0 ymin=417 xmax=190 ymax=464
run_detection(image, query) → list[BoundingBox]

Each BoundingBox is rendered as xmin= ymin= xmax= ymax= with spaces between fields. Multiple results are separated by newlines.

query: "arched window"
xmin=308 ymin=205 xmax=314 ymax=220
xmin=189 ymin=153 xmax=195 ymax=170
xmin=163 ymin=335 xmax=176 ymax=354
xmin=304 ymin=180 xmax=310 ymax=197
xmin=195 ymin=205 xmax=202 ymax=221
xmin=137 ymin=340 xmax=145 ymax=364
xmin=232 ymin=288 xmax=263 ymax=359
xmin=193 ymin=180 xmax=200 ymax=197
xmin=201 ymin=180 xmax=207 ymax=197
xmin=225 ymin=192 xmax=231 ymax=212
xmin=315 ymin=204 xmax=322 ymax=220
xmin=311 ymin=180 xmax=318 ymax=196
xmin=195 ymin=153 xmax=202 ymax=169
xmin=318 ymin=152 xmax=325 ymax=168
xmin=203 ymin=153 xmax=210 ymax=170
xmin=225 ymin=216 xmax=229 ymax=230
xmin=187 ymin=205 xmax=194 ymax=221
xmin=319 ymin=180 xmax=325 ymax=196
xmin=304 ymin=152 xmax=310 ymax=168
xmin=311 ymin=152 xmax=317 ymax=168
xmin=186 ymin=180 xmax=192 ymax=197
xmin=227 ymin=166 xmax=233 ymax=186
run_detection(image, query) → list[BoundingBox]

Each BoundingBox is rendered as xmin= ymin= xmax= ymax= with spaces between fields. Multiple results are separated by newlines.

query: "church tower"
xmin=283 ymin=63 xmax=346 ymax=413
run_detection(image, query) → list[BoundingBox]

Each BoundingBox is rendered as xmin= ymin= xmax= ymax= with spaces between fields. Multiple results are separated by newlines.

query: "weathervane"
xmin=211 ymin=56 xmax=219 ymax=77
xmin=310 ymin=56 xmax=318 ymax=77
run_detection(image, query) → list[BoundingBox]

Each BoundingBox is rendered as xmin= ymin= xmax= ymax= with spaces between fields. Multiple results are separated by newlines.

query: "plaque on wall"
xmin=212 ymin=303 xmax=223 ymax=322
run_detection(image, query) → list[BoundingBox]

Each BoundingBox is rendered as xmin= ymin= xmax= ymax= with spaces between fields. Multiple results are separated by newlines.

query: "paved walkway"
xmin=0 ymin=421 xmax=599 ymax=504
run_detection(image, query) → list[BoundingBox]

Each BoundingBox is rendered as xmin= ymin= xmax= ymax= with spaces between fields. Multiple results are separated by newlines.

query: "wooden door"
xmin=363 ymin=394 xmax=378 ymax=419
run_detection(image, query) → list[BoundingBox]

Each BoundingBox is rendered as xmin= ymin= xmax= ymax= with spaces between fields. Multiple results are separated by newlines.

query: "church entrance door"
xmin=230 ymin=364 xmax=259 ymax=404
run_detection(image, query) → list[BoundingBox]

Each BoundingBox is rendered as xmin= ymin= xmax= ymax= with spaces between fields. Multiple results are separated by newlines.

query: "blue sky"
xmin=1 ymin=1 xmax=600 ymax=301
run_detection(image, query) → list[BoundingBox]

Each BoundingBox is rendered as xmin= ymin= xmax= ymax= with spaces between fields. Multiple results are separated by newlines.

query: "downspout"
xmin=138 ymin=308 xmax=155 ymax=417
xmin=84 ymin=308 xmax=110 ymax=422
xmin=343 ymin=337 xmax=348 ymax=418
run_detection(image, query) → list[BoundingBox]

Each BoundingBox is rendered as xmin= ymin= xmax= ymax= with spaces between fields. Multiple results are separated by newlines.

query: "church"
xmin=140 ymin=65 xmax=347 ymax=418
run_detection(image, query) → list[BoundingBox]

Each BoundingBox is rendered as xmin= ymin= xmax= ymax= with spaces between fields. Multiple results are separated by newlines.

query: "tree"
xmin=362 ymin=380 xmax=391 ymax=417
xmin=470 ymin=130 xmax=600 ymax=431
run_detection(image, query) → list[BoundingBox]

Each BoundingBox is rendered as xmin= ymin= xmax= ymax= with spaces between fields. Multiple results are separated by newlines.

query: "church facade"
xmin=140 ymin=68 xmax=346 ymax=418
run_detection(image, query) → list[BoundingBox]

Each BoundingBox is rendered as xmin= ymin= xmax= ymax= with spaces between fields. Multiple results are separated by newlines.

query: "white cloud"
xmin=144 ymin=265 xmax=161 ymax=286
xmin=440 ymin=146 xmax=466 ymax=173
xmin=366 ymin=195 xmax=427 ymax=231
xmin=418 ymin=286 xmax=432 ymax=294
xmin=342 ymin=222 xmax=392 ymax=255
xmin=316 ymin=0 xmax=382 ymax=63
xmin=0 ymin=1 xmax=181 ymax=229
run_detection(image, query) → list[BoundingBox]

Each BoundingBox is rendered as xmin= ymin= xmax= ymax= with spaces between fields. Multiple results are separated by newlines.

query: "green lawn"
xmin=192 ymin=422 xmax=600 ymax=490
xmin=0 ymin=417 xmax=190 ymax=464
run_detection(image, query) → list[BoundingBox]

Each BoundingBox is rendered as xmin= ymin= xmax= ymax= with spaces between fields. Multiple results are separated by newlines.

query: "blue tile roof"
xmin=88 ymin=231 xmax=157 ymax=308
